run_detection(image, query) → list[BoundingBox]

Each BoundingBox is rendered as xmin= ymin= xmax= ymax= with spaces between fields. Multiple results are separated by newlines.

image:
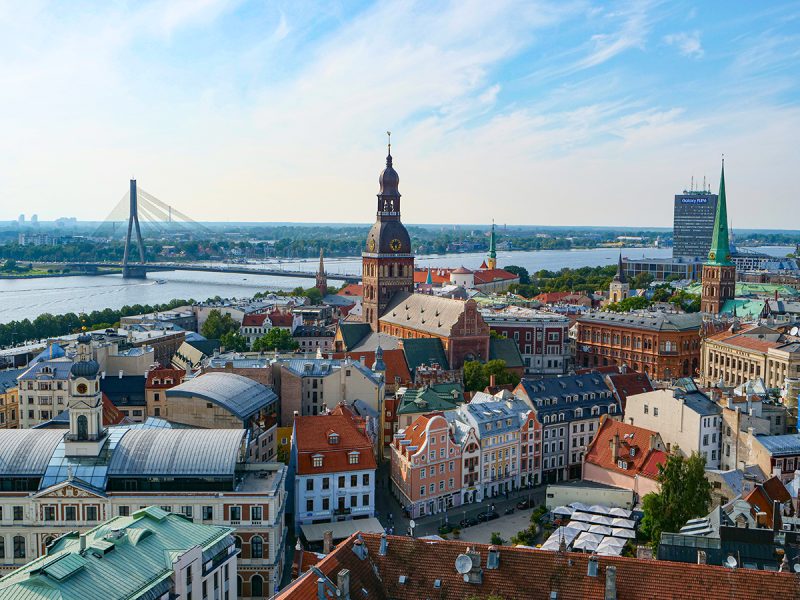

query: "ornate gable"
xmin=34 ymin=479 xmax=106 ymax=500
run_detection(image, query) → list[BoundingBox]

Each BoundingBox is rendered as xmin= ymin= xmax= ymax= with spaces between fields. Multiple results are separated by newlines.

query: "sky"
xmin=1 ymin=0 xmax=799 ymax=228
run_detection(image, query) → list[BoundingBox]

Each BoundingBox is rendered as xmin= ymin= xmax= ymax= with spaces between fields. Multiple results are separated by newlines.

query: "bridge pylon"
xmin=122 ymin=179 xmax=147 ymax=279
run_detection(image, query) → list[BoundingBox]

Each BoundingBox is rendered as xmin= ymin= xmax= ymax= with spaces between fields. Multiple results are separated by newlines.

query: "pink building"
xmin=519 ymin=409 xmax=543 ymax=487
xmin=582 ymin=416 xmax=667 ymax=499
xmin=390 ymin=413 xmax=463 ymax=519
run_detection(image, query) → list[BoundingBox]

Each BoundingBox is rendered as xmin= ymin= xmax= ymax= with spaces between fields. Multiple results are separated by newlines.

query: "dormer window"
xmin=312 ymin=455 xmax=323 ymax=468
xmin=629 ymin=447 xmax=636 ymax=457
xmin=328 ymin=432 xmax=339 ymax=445
xmin=617 ymin=460 xmax=627 ymax=470
xmin=348 ymin=451 xmax=360 ymax=465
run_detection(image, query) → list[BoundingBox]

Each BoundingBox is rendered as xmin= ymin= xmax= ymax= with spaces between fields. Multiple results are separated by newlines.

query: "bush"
xmin=490 ymin=532 xmax=505 ymax=545
xmin=438 ymin=524 xmax=453 ymax=535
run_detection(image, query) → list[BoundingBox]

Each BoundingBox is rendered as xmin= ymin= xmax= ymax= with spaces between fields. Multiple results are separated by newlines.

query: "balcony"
xmin=333 ymin=507 xmax=351 ymax=516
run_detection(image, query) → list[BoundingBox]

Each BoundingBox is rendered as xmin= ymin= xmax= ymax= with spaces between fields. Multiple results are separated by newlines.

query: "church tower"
xmin=315 ymin=248 xmax=328 ymax=297
xmin=701 ymin=160 xmax=736 ymax=314
xmin=487 ymin=222 xmax=497 ymax=270
xmin=65 ymin=334 xmax=106 ymax=457
xmin=609 ymin=253 xmax=630 ymax=303
xmin=362 ymin=135 xmax=414 ymax=331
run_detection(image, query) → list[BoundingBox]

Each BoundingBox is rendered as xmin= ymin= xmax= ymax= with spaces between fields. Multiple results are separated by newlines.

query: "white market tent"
xmin=553 ymin=506 xmax=574 ymax=516
xmin=608 ymin=507 xmax=633 ymax=518
xmin=572 ymin=532 xmax=604 ymax=551
xmin=569 ymin=502 xmax=590 ymax=512
xmin=611 ymin=517 xmax=636 ymax=529
xmin=588 ymin=505 xmax=611 ymax=515
xmin=611 ymin=527 xmax=637 ymax=539
xmin=588 ymin=524 xmax=613 ymax=536
xmin=540 ymin=526 xmax=581 ymax=551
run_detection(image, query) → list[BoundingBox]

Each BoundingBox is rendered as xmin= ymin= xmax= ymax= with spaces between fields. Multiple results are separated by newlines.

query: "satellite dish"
xmin=455 ymin=554 xmax=472 ymax=574
xmin=794 ymin=563 xmax=800 ymax=574
xmin=463 ymin=574 xmax=470 ymax=582
xmin=725 ymin=555 xmax=738 ymax=568
xmin=791 ymin=327 xmax=799 ymax=336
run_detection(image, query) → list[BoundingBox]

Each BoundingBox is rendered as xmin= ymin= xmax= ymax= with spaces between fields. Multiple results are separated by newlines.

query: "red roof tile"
xmin=337 ymin=284 xmax=364 ymax=297
xmin=242 ymin=313 xmax=270 ymax=327
xmin=584 ymin=417 xmax=666 ymax=481
xmin=473 ymin=268 xmax=518 ymax=284
xmin=294 ymin=413 xmax=376 ymax=475
xmin=413 ymin=269 xmax=450 ymax=284
xmin=268 ymin=310 xmax=295 ymax=327
xmin=277 ymin=533 xmax=800 ymax=600
xmin=145 ymin=368 xmax=186 ymax=389
xmin=606 ymin=371 xmax=654 ymax=410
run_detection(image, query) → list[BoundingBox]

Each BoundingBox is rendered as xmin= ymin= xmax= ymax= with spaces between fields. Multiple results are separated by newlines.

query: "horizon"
xmin=1 ymin=1 xmax=799 ymax=228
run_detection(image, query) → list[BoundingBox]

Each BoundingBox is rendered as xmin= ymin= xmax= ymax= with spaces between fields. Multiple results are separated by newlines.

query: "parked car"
xmin=516 ymin=499 xmax=532 ymax=510
xmin=477 ymin=511 xmax=500 ymax=522
xmin=460 ymin=517 xmax=478 ymax=528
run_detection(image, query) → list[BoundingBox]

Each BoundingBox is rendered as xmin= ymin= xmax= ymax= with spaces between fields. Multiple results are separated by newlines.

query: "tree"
xmin=463 ymin=359 xmax=520 ymax=392
xmin=504 ymin=265 xmax=530 ymax=285
xmin=605 ymin=296 xmax=650 ymax=312
xmin=200 ymin=309 xmax=240 ymax=339
xmin=220 ymin=331 xmax=248 ymax=352
xmin=631 ymin=272 xmax=654 ymax=290
xmin=252 ymin=328 xmax=299 ymax=352
xmin=304 ymin=287 xmax=323 ymax=305
xmin=640 ymin=450 xmax=711 ymax=550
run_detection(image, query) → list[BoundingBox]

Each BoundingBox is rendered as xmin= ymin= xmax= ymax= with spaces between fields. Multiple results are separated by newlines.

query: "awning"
xmin=300 ymin=517 xmax=385 ymax=542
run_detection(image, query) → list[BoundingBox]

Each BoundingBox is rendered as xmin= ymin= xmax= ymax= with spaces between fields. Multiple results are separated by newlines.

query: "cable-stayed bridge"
xmin=74 ymin=180 xmax=360 ymax=282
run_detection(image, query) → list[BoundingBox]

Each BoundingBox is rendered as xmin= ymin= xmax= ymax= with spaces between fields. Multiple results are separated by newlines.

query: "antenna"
xmin=387 ymin=130 xmax=392 ymax=155
xmin=455 ymin=554 xmax=472 ymax=574
xmin=691 ymin=175 xmax=694 ymax=191
xmin=703 ymin=175 xmax=706 ymax=193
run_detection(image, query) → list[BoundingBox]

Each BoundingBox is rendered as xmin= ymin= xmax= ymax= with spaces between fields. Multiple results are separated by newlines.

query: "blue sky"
xmin=1 ymin=0 xmax=799 ymax=227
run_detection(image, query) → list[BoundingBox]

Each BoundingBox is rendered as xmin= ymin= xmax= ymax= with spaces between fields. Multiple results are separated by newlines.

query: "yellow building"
xmin=276 ymin=426 xmax=293 ymax=464
xmin=0 ymin=369 xmax=22 ymax=429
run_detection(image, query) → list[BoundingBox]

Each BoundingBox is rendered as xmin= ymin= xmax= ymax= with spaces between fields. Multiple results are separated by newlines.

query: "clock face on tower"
xmin=390 ymin=239 xmax=402 ymax=252
xmin=76 ymin=383 xmax=88 ymax=394
xmin=368 ymin=239 xmax=376 ymax=252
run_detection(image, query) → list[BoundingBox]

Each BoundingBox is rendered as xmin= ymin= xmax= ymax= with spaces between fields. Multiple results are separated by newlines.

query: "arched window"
xmin=13 ymin=536 xmax=25 ymax=559
xmin=234 ymin=536 xmax=242 ymax=551
xmin=251 ymin=535 xmax=263 ymax=559
xmin=77 ymin=415 xmax=88 ymax=441
xmin=237 ymin=576 xmax=243 ymax=597
xmin=251 ymin=574 xmax=264 ymax=597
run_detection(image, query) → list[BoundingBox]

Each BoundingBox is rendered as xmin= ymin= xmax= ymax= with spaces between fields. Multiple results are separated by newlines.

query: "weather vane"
xmin=387 ymin=130 xmax=391 ymax=154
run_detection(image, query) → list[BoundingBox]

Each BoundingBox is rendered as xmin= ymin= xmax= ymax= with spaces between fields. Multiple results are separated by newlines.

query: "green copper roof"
xmin=706 ymin=161 xmax=733 ymax=266
xmin=488 ymin=222 xmax=496 ymax=259
xmin=397 ymin=383 xmax=463 ymax=415
xmin=488 ymin=337 xmax=524 ymax=369
xmin=0 ymin=508 xmax=234 ymax=600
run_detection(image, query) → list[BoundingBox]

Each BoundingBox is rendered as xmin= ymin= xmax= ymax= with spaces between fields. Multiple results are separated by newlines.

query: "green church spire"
xmin=489 ymin=222 xmax=496 ymax=258
xmin=706 ymin=159 xmax=733 ymax=267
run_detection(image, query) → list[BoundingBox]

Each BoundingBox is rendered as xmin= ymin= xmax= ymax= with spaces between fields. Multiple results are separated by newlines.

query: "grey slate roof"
xmin=280 ymin=358 xmax=381 ymax=383
xmin=578 ymin=310 xmax=703 ymax=332
xmin=100 ymin=375 xmax=146 ymax=407
xmin=0 ymin=368 xmax=24 ymax=393
xmin=108 ymin=429 xmax=246 ymax=476
xmin=166 ymin=372 xmax=277 ymax=420
xmin=517 ymin=374 xmax=619 ymax=422
xmin=0 ymin=429 xmax=64 ymax=476
xmin=380 ymin=291 xmax=469 ymax=336
xmin=19 ymin=358 xmax=73 ymax=381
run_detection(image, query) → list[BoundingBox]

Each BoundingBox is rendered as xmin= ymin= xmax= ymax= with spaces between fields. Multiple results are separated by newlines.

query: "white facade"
xmin=293 ymin=469 xmax=375 ymax=532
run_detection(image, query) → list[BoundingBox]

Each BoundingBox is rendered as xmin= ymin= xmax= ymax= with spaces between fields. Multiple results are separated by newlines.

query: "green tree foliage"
xmin=463 ymin=359 xmax=520 ymax=392
xmin=220 ymin=331 xmax=248 ymax=352
xmin=200 ymin=309 xmax=240 ymax=340
xmin=640 ymin=450 xmax=711 ymax=550
xmin=504 ymin=265 xmax=530 ymax=285
xmin=252 ymin=328 xmax=299 ymax=352
xmin=631 ymin=272 xmax=654 ymax=289
xmin=605 ymin=296 xmax=651 ymax=312
xmin=490 ymin=532 xmax=505 ymax=545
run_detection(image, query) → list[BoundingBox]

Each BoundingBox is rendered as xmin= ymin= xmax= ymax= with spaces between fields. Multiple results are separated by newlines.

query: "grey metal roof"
xmin=281 ymin=358 xmax=382 ymax=383
xmin=108 ymin=429 xmax=245 ymax=477
xmin=0 ymin=368 xmax=24 ymax=393
xmin=0 ymin=429 xmax=64 ymax=475
xmin=578 ymin=310 xmax=703 ymax=332
xmin=518 ymin=373 xmax=618 ymax=421
xmin=165 ymin=372 xmax=277 ymax=420
xmin=755 ymin=433 xmax=800 ymax=457
xmin=18 ymin=358 xmax=73 ymax=380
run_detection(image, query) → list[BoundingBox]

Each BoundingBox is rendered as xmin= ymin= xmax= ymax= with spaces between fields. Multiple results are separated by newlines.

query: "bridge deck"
xmin=67 ymin=262 xmax=360 ymax=282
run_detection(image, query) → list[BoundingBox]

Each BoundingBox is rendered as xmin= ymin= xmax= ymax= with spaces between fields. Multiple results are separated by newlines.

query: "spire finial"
xmin=385 ymin=130 xmax=393 ymax=167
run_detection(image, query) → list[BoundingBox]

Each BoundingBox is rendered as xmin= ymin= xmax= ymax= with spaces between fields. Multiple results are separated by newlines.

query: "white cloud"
xmin=664 ymin=31 xmax=704 ymax=58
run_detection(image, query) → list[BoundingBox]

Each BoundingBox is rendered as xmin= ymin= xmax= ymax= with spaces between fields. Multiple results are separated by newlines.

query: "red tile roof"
xmin=332 ymin=349 xmax=412 ymax=385
xmin=338 ymin=284 xmax=364 ymax=297
xmin=242 ymin=313 xmax=270 ymax=327
xmin=606 ymin=371 xmax=654 ymax=411
xmin=277 ymin=533 xmax=800 ymax=600
xmin=584 ymin=417 xmax=666 ymax=481
xmin=294 ymin=413 xmax=377 ymax=475
xmin=413 ymin=270 xmax=450 ymax=285
xmin=744 ymin=476 xmax=792 ymax=527
xmin=101 ymin=393 xmax=126 ymax=426
xmin=473 ymin=268 xmax=519 ymax=284
xmin=534 ymin=291 xmax=590 ymax=304
xmin=145 ymin=368 xmax=186 ymax=389
xmin=268 ymin=310 xmax=295 ymax=328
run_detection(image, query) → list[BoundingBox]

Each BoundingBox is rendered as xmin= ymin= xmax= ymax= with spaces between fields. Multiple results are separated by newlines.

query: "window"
xmin=186 ymin=566 xmax=193 ymax=586
xmin=159 ymin=506 xmax=172 ymax=514
xmin=252 ymin=506 xmax=263 ymax=521
xmin=362 ymin=473 xmax=370 ymax=486
xmin=251 ymin=574 xmax=264 ymax=598
xmin=350 ymin=495 xmax=357 ymax=508
xmin=643 ymin=405 xmax=649 ymax=415
xmin=13 ymin=536 xmax=24 ymax=559
xmin=653 ymin=407 xmax=659 ymax=417
xmin=181 ymin=505 xmax=193 ymax=519
xmin=322 ymin=498 xmax=329 ymax=510
xmin=251 ymin=536 xmax=263 ymax=559
xmin=306 ymin=499 xmax=314 ymax=512
xmin=118 ymin=506 xmax=130 ymax=517
xmin=420 ymin=486 xmax=425 ymax=496
xmin=85 ymin=506 xmax=98 ymax=521
xmin=203 ymin=506 xmax=213 ymax=521
xmin=306 ymin=479 xmax=314 ymax=491
xmin=322 ymin=477 xmax=330 ymax=490
xmin=348 ymin=452 xmax=359 ymax=464
xmin=43 ymin=506 xmax=55 ymax=521
xmin=351 ymin=474 xmax=357 ymax=487
xmin=0 ymin=537 xmax=4 ymax=559
xmin=13 ymin=506 xmax=23 ymax=521
xmin=230 ymin=506 xmax=241 ymax=521
xmin=312 ymin=455 xmax=323 ymax=468
xmin=64 ymin=506 xmax=76 ymax=521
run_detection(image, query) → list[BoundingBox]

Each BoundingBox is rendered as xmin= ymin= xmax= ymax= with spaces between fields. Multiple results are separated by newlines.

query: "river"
xmin=0 ymin=246 xmax=792 ymax=324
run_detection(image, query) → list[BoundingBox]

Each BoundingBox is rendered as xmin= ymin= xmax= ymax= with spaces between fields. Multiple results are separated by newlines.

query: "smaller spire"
xmin=386 ymin=130 xmax=392 ymax=166
xmin=425 ymin=268 xmax=433 ymax=285
xmin=613 ymin=252 xmax=627 ymax=283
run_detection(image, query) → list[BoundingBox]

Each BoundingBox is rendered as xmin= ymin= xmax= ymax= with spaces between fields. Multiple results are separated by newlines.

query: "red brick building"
xmin=378 ymin=292 xmax=490 ymax=369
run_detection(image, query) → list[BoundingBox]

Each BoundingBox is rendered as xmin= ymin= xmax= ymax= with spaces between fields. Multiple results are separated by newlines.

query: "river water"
xmin=0 ymin=246 xmax=792 ymax=324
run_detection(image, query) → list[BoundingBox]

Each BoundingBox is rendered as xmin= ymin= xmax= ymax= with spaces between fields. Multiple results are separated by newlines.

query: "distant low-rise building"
xmin=17 ymin=358 xmax=73 ymax=428
xmin=0 ymin=369 xmax=22 ymax=429
xmin=293 ymin=325 xmax=335 ymax=354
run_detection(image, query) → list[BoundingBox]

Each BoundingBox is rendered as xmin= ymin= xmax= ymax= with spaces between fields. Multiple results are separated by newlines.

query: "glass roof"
xmin=39 ymin=428 xmax=129 ymax=492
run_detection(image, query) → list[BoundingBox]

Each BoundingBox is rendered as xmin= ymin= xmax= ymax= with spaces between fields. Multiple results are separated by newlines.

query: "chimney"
xmin=118 ymin=370 xmax=123 ymax=379
xmin=466 ymin=547 xmax=483 ymax=584
xmin=772 ymin=499 xmax=781 ymax=531
xmin=649 ymin=434 xmax=657 ymax=451
xmin=587 ymin=556 xmax=598 ymax=577
xmin=79 ymin=534 xmax=86 ymax=553
xmin=379 ymin=533 xmax=388 ymax=556
xmin=487 ymin=545 xmax=500 ymax=569
xmin=604 ymin=565 xmax=617 ymax=600
xmin=317 ymin=578 xmax=326 ymax=600
xmin=337 ymin=569 xmax=351 ymax=600
xmin=697 ymin=550 xmax=707 ymax=564
xmin=351 ymin=537 xmax=368 ymax=560
xmin=610 ymin=433 xmax=619 ymax=461
xmin=489 ymin=374 xmax=496 ymax=388
xmin=323 ymin=530 xmax=333 ymax=554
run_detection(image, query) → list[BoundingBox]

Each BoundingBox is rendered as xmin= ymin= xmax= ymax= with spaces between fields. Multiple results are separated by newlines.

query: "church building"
xmin=701 ymin=161 xmax=736 ymax=314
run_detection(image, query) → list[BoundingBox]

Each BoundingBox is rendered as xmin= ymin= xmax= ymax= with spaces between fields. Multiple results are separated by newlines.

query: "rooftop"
xmin=578 ymin=310 xmax=703 ymax=332
xmin=293 ymin=413 xmax=376 ymax=475
xmin=756 ymin=433 xmax=800 ymax=457
xmin=166 ymin=371 xmax=277 ymax=420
